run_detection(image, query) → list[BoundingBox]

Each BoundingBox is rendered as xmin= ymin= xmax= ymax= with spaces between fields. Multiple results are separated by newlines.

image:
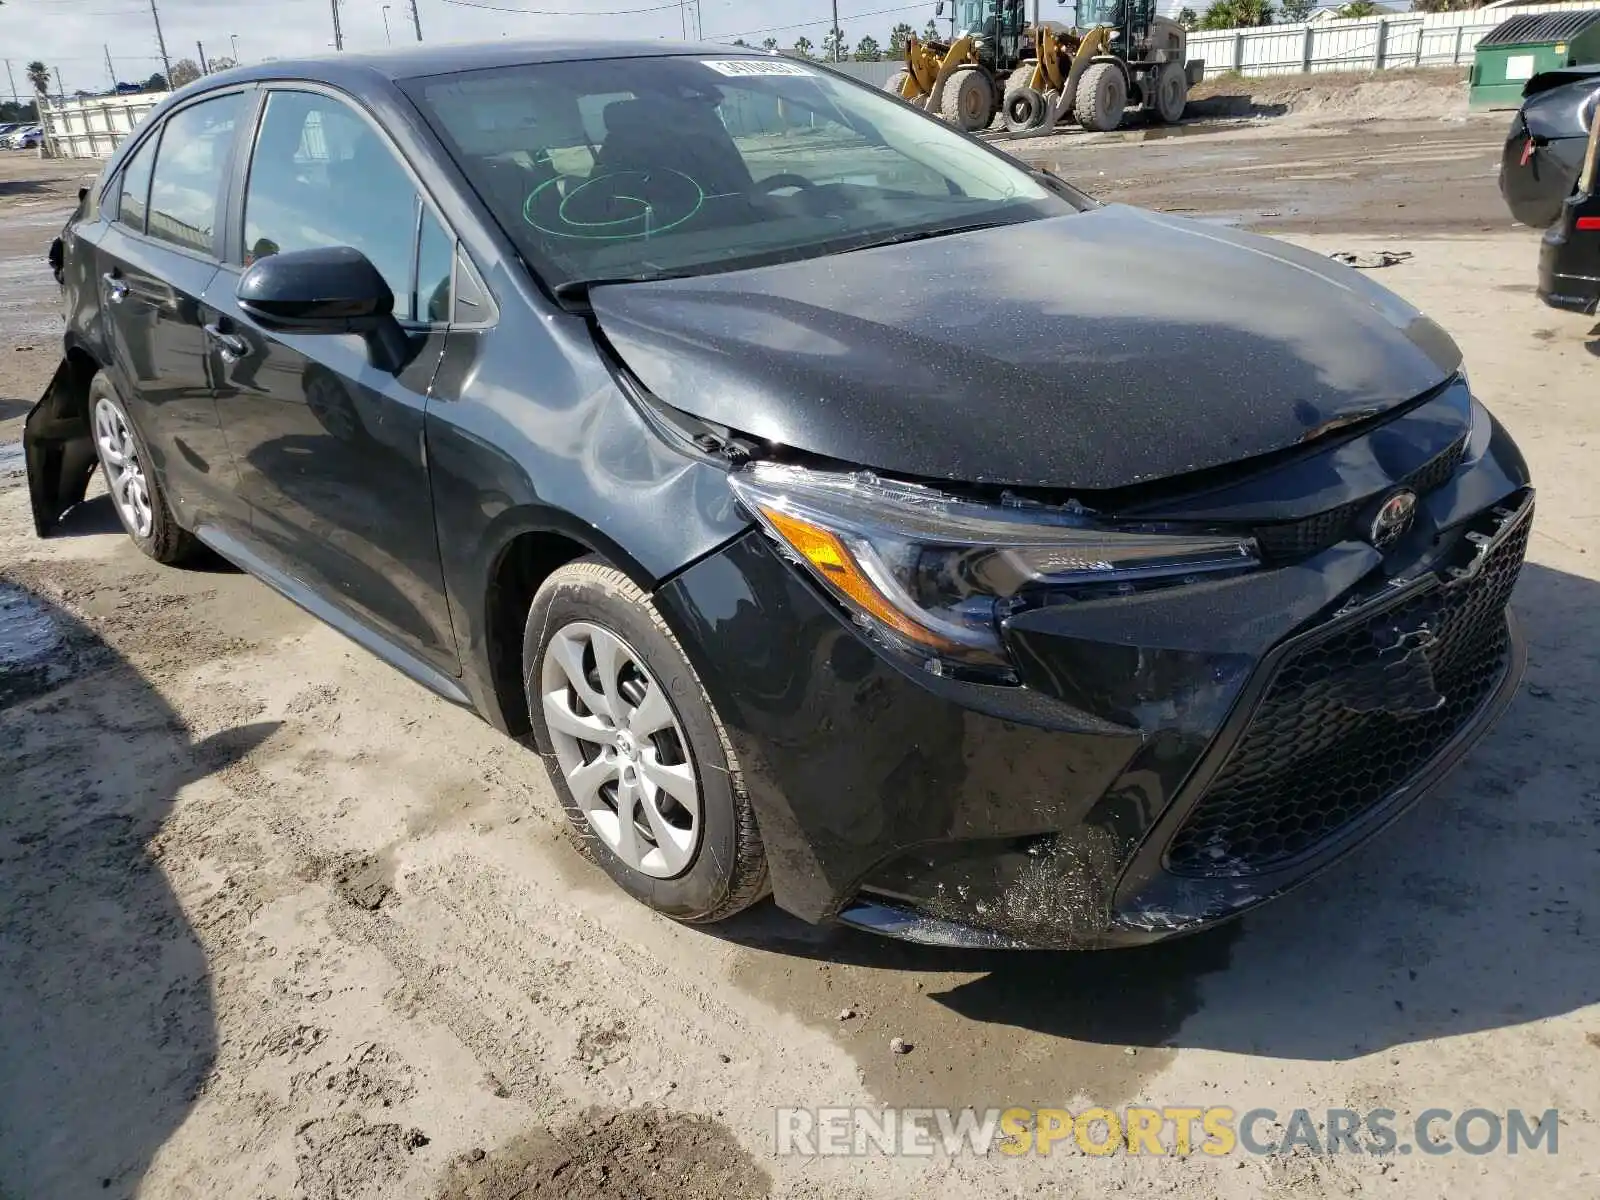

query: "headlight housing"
xmin=728 ymin=463 xmax=1259 ymax=681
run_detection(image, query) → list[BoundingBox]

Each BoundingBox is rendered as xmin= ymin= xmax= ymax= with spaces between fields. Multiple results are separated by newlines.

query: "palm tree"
xmin=26 ymin=61 xmax=50 ymax=97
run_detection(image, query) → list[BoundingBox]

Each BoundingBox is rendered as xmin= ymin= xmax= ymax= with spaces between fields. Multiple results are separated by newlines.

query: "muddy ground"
xmin=1 ymin=100 xmax=1597 ymax=1200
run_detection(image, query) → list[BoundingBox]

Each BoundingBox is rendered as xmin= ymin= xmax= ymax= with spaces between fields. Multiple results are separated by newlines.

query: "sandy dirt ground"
xmin=1 ymin=98 xmax=1598 ymax=1200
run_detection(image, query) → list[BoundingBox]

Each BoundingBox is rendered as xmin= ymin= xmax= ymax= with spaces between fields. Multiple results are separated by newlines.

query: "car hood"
xmin=591 ymin=205 xmax=1462 ymax=491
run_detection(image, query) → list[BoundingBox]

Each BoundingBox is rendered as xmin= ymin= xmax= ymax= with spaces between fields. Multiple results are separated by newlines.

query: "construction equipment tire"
xmin=941 ymin=66 xmax=996 ymax=132
xmin=1076 ymin=61 xmax=1127 ymax=133
xmin=885 ymin=69 xmax=912 ymax=99
xmin=1153 ymin=62 xmax=1188 ymax=123
xmin=1006 ymin=64 xmax=1037 ymax=95
xmin=1004 ymin=86 xmax=1048 ymax=133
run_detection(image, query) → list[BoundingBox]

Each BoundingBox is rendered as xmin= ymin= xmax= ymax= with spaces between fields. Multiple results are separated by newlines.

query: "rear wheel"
xmin=1076 ymin=61 xmax=1128 ymax=133
xmin=89 ymin=372 xmax=196 ymax=564
xmin=1005 ymin=64 xmax=1038 ymax=95
xmin=524 ymin=557 xmax=768 ymax=923
xmin=1152 ymin=62 xmax=1188 ymax=123
xmin=884 ymin=69 xmax=912 ymax=99
xmin=941 ymin=66 xmax=997 ymax=132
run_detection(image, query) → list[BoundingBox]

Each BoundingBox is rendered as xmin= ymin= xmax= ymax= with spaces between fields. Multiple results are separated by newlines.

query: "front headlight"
xmin=728 ymin=463 xmax=1259 ymax=680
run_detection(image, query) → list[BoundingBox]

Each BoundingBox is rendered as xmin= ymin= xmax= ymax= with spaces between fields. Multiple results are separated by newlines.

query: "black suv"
xmin=28 ymin=42 xmax=1533 ymax=948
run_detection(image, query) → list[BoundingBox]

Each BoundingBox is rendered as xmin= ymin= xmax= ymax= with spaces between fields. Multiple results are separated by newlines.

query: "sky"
xmin=0 ymin=0 xmax=965 ymax=97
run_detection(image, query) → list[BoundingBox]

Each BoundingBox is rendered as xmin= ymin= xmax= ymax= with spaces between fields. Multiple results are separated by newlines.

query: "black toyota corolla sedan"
xmin=27 ymin=41 xmax=1533 ymax=949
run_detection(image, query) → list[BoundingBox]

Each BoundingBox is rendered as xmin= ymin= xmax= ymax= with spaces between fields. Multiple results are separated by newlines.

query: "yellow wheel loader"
xmin=884 ymin=0 xmax=1206 ymax=136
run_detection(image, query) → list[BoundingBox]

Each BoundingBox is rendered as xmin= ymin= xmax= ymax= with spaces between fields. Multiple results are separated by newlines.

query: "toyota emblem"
xmin=1369 ymin=489 xmax=1418 ymax=551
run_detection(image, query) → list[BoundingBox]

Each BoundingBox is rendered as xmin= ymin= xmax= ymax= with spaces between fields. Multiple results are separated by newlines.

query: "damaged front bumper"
xmin=656 ymin=392 xmax=1534 ymax=949
xmin=23 ymin=358 xmax=98 ymax=538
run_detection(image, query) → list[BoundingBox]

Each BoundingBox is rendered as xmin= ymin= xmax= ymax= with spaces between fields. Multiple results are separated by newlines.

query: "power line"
xmin=713 ymin=3 xmax=930 ymax=43
xmin=437 ymin=0 xmax=682 ymax=13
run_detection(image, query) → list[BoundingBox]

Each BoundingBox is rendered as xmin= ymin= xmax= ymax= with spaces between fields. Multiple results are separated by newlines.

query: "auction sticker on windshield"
xmin=701 ymin=59 xmax=814 ymax=77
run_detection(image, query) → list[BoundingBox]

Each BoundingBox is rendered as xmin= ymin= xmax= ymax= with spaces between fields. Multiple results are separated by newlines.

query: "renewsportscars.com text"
xmin=775 ymin=1106 xmax=1560 ymax=1158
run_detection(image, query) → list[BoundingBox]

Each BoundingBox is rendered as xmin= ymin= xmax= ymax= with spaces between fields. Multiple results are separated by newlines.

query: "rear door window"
xmin=242 ymin=90 xmax=423 ymax=318
xmin=146 ymin=92 xmax=245 ymax=255
xmin=115 ymin=134 xmax=157 ymax=233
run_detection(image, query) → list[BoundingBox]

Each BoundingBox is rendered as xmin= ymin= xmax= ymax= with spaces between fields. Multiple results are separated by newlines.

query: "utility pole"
xmin=408 ymin=0 xmax=423 ymax=41
xmin=678 ymin=0 xmax=686 ymax=38
xmin=149 ymin=0 xmax=172 ymax=85
xmin=330 ymin=0 xmax=345 ymax=51
xmin=6 ymin=59 xmax=21 ymax=105
xmin=196 ymin=41 xmax=210 ymax=75
xmin=54 ymin=65 xmax=66 ymax=103
xmin=832 ymin=0 xmax=840 ymax=61
xmin=104 ymin=44 xmax=117 ymax=91
xmin=231 ymin=34 xmax=240 ymax=63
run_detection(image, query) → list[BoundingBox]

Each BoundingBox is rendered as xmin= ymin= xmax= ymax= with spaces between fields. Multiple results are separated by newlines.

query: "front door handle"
xmin=103 ymin=271 xmax=128 ymax=303
xmin=203 ymin=323 xmax=249 ymax=363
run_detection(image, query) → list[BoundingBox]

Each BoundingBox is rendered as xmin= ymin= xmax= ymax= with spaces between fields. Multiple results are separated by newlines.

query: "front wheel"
xmin=524 ymin=558 xmax=768 ymax=923
xmin=1075 ymin=62 xmax=1128 ymax=133
xmin=941 ymin=66 xmax=997 ymax=132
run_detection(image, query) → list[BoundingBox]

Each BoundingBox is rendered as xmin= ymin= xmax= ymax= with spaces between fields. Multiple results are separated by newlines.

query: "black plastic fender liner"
xmin=23 ymin=358 xmax=98 ymax=538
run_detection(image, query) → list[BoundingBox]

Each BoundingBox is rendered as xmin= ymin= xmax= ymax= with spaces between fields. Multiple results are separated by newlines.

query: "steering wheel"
xmin=758 ymin=173 xmax=817 ymax=193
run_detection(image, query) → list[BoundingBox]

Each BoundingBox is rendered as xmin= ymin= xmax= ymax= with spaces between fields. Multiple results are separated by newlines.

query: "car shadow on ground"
xmin=717 ymin=560 xmax=1599 ymax=1062
xmin=0 ymin=577 xmax=277 ymax=1196
xmin=47 ymin=492 xmax=240 ymax=572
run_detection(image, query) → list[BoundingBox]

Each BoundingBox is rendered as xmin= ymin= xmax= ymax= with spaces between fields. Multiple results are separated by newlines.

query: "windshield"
xmin=953 ymin=1 xmax=997 ymax=35
xmin=404 ymin=55 xmax=1078 ymax=290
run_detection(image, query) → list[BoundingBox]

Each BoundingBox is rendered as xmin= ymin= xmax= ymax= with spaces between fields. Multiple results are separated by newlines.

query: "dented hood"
xmin=590 ymin=205 xmax=1462 ymax=491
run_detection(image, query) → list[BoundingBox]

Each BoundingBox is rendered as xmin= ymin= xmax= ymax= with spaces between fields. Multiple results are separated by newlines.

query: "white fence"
xmin=41 ymin=92 xmax=167 ymax=159
xmin=1188 ymin=0 xmax=1599 ymax=77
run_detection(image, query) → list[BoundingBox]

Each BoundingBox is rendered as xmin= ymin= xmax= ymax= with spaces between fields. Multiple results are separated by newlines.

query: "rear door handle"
xmin=204 ymin=323 xmax=249 ymax=363
xmin=102 ymin=271 xmax=128 ymax=303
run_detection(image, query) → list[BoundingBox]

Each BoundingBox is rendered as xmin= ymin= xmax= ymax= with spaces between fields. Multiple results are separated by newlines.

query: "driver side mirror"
xmin=237 ymin=246 xmax=412 ymax=373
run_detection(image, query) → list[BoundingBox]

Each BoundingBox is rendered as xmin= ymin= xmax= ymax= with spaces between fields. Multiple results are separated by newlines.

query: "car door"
xmin=206 ymin=86 xmax=459 ymax=673
xmin=96 ymin=90 xmax=250 ymax=531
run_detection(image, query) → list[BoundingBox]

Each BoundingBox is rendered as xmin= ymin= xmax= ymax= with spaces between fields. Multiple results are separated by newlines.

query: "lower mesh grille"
xmin=1166 ymin=506 xmax=1530 ymax=878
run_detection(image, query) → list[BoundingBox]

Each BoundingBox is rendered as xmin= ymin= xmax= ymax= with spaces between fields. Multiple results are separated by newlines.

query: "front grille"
xmin=1166 ymin=506 xmax=1530 ymax=877
xmin=1251 ymin=434 xmax=1468 ymax=564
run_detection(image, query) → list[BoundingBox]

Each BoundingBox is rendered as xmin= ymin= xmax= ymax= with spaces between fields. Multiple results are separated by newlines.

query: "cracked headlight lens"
xmin=728 ymin=463 xmax=1259 ymax=678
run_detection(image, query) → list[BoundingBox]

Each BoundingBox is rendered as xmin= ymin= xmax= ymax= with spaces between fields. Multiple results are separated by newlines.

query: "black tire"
xmin=884 ymin=69 xmax=912 ymax=99
xmin=940 ymin=66 xmax=996 ymax=132
xmin=1153 ymin=62 xmax=1188 ymax=123
xmin=1004 ymin=86 xmax=1048 ymax=133
xmin=1076 ymin=61 xmax=1128 ymax=133
xmin=523 ymin=557 xmax=768 ymax=924
xmin=87 ymin=371 xmax=197 ymax=564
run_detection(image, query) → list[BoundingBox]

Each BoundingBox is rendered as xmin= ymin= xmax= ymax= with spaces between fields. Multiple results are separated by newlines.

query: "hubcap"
xmin=540 ymin=621 xmax=701 ymax=879
xmin=93 ymin=395 xmax=153 ymax=539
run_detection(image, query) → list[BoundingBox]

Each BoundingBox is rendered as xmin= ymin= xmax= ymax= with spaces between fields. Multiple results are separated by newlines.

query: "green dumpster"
xmin=1471 ymin=10 xmax=1600 ymax=109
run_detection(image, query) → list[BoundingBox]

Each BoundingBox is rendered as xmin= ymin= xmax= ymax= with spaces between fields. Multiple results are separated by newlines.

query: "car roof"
xmin=200 ymin=38 xmax=765 ymax=89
